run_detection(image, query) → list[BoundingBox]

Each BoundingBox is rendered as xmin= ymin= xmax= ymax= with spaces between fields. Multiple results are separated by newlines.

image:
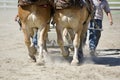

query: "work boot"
xmin=90 ymin=49 xmax=96 ymax=56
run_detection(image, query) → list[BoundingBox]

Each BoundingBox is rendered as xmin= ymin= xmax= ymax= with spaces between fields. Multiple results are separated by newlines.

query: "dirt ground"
xmin=0 ymin=9 xmax=120 ymax=80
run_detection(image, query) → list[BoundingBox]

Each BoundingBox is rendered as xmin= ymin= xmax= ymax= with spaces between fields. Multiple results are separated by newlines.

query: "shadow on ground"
xmin=48 ymin=48 xmax=120 ymax=66
xmin=92 ymin=49 xmax=120 ymax=66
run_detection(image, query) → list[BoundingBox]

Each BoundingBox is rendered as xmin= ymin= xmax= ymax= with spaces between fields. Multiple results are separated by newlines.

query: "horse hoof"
xmin=31 ymin=57 xmax=36 ymax=62
xmin=29 ymin=54 xmax=36 ymax=62
xmin=71 ymin=59 xmax=79 ymax=66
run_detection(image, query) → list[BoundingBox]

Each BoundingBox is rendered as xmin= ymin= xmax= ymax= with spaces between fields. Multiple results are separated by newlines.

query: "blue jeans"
xmin=89 ymin=19 xmax=102 ymax=50
xmin=32 ymin=31 xmax=38 ymax=48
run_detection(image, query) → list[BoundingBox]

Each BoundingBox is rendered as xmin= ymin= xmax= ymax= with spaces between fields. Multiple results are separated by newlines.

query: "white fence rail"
xmin=109 ymin=2 xmax=120 ymax=10
xmin=0 ymin=0 xmax=17 ymax=9
xmin=0 ymin=1 xmax=120 ymax=10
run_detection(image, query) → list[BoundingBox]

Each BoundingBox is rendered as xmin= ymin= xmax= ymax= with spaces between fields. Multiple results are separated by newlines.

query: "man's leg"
xmin=89 ymin=30 xmax=96 ymax=50
xmin=95 ymin=30 xmax=101 ymax=48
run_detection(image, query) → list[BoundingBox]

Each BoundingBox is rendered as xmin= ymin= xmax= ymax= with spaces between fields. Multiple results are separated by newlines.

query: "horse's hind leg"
xmin=56 ymin=26 xmax=69 ymax=57
xmin=22 ymin=24 xmax=37 ymax=62
xmin=63 ymin=28 xmax=74 ymax=51
xmin=77 ymin=22 xmax=89 ymax=62
xmin=71 ymin=31 xmax=81 ymax=65
xmin=37 ymin=26 xmax=48 ymax=65
xmin=43 ymin=25 xmax=50 ymax=52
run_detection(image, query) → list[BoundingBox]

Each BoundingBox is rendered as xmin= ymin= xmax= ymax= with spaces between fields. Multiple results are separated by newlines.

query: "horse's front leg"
xmin=37 ymin=26 xmax=48 ymax=65
xmin=22 ymin=24 xmax=37 ymax=62
xmin=56 ymin=26 xmax=69 ymax=57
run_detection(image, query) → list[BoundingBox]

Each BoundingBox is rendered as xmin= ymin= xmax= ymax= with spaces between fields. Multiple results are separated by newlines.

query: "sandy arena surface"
xmin=0 ymin=9 xmax=120 ymax=80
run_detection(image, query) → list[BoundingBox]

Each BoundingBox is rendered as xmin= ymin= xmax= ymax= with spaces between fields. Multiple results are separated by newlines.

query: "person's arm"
xmin=104 ymin=0 xmax=113 ymax=25
xmin=106 ymin=12 xmax=113 ymax=25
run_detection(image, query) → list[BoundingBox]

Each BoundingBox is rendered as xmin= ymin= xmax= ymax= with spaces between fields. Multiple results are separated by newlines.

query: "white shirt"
xmin=93 ymin=0 xmax=110 ymax=20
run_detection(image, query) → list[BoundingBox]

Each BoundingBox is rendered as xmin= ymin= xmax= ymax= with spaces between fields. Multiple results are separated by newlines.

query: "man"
xmin=88 ymin=0 xmax=113 ymax=56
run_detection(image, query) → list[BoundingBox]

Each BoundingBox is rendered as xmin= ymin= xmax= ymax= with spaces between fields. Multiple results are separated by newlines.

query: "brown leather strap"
xmin=18 ymin=0 xmax=50 ymax=6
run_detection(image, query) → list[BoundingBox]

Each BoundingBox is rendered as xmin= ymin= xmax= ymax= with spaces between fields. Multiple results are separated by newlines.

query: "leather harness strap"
xmin=18 ymin=0 xmax=50 ymax=7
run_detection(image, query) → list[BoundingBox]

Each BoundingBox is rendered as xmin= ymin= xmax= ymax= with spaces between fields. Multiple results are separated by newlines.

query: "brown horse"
xmin=53 ymin=0 xmax=92 ymax=65
xmin=18 ymin=0 xmax=51 ymax=65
